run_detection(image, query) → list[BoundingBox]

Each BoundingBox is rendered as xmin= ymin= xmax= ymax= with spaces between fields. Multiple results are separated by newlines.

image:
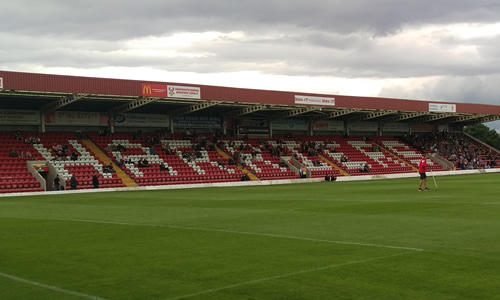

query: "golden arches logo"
xmin=143 ymin=85 xmax=152 ymax=95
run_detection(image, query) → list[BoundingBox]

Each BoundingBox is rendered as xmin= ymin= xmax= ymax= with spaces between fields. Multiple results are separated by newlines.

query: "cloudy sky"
xmin=2 ymin=0 xmax=500 ymax=130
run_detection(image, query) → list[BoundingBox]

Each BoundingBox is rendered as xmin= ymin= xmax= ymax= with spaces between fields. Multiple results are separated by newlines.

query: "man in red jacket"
xmin=418 ymin=157 xmax=430 ymax=192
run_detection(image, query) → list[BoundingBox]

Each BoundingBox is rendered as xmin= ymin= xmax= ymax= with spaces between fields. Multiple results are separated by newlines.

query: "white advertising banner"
xmin=0 ymin=77 xmax=3 ymax=89
xmin=348 ymin=122 xmax=379 ymax=132
xmin=382 ymin=122 xmax=409 ymax=132
xmin=294 ymin=95 xmax=335 ymax=106
xmin=0 ymin=109 xmax=40 ymax=125
xmin=113 ymin=113 xmax=170 ymax=127
xmin=312 ymin=120 xmax=344 ymax=131
xmin=45 ymin=111 xmax=109 ymax=126
xmin=429 ymin=103 xmax=456 ymax=113
xmin=167 ymin=85 xmax=201 ymax=99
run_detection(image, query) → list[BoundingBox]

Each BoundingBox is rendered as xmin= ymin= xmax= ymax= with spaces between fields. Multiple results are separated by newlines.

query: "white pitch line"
xmin=164 ymin=251 xmax=418 ymax=300
xmin=6 ymin=216 xmax=424 ymax=252
xmin=166 ymin=224 xmax=424 ymax=251
xmin=307 ymin=198 xmax=500 ymax=205
xmin=0 ymin=271 xmax=109 ymax=300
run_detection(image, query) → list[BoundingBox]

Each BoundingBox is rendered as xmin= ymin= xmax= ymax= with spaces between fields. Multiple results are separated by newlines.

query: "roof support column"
xmin=40 ymin=110 xmax=46 ymax=133
xmin=222 ymin=116 xmax=227 ymax=136
xmin=108 ymin=114 xmax=115 ymax=135
xmin=269 ymin=119 xmax=273 ymax=138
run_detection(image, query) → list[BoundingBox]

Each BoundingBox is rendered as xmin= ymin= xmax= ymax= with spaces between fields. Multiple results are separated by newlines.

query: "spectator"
xmin=116 ymin=156 xmax=124 ymax=168
xmin=117 ymin=143 xmax=126 ymax=152
xmin=103 ymin=163 xmax=115 ymax=173
xmin=92 ymin=173 xmax=99 ymax=189
xmin=138 ymin=158 xmax=149 ymax=168
xmin=217 ymin=158 xmax=226 ymax=169
xmin=9 ymin=148 xmax=18 ymax=158
xmin=71 ymin=151 xmax=79 ymax=161
xmin=70 ymin=175 xmax=78 ymax=190
xmin=15 ymin=131 xmax=23 ymax=141
xmin=233 ymin=151 xmax=240 ymax=161
xmin=53 ymin=176 xmax=61 ymax=191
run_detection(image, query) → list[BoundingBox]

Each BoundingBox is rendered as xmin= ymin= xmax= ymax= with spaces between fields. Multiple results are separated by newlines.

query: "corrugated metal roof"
xmin=1 ymin=70 xmax=500 ymax=126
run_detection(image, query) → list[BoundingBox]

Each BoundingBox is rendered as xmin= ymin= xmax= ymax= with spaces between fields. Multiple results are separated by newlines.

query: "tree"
xmin=464 ymin=124 xmax=500 ymax=150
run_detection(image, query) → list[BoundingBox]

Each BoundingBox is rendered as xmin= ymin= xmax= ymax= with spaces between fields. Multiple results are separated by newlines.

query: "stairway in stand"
xmin=320 ymin=155 xmax=350 ymax=176
xmin=215 ymin=145 xmax=259 ymax=181
xmin=82 ymin=140 xmax=138 ymax=187
xmin=237 ymin=165 xmax=260 ymax=181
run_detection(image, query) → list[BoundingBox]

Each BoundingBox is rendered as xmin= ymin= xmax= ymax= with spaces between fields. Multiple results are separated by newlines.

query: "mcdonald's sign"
xmin=141 ymin=84 xmax=167 ymax=97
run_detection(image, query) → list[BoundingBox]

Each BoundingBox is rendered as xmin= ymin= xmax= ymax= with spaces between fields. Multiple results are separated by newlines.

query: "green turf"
xmin=1 ymin=173 xmax=499 ymax=299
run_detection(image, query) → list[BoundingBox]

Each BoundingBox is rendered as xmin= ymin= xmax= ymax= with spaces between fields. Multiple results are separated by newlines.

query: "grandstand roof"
xmin=1 ymin=70 xmax=499 ymax=126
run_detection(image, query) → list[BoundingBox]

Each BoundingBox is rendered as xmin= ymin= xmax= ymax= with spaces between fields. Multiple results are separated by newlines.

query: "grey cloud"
xmin=378 ymin=75 xmax=500 ymax=104
xmin=3 ymin=0 xmax=500 ymax=40
xmin=2 ymin=25 xmax=500 ymax=80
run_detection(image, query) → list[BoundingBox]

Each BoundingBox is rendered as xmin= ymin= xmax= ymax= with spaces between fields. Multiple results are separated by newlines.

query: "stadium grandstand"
xmin=1 ymin=70 xmax=500 ymax=194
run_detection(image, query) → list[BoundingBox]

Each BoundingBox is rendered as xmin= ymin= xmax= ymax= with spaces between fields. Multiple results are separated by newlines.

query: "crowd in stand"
xmin=103 ymin=163 xmax=115 ymax=173
xmin=241 ymin=173 xmax=251 ymax=181
xmin=403 ymin=132 xmax=500 ymax=170
xmin=301 ymin=141 xmax=323 ymax=157
xmin=37 ymin=143 xmax=77 ymax=161
xmin=15 ymin=131 xmax=41 ymax=144
xmin=181 ymin=151 xmax=198 ymax=162
xmin=9 ymin=128 xmax=500 ymax=195
xmin=162 ymin=144 xmax=177 ymax=155
xmin=137 ymin=158 xmax=149 ymax=168
xmin=358 ymin=163 xmax=371 ymax=173
xmin=9 ymin=132 xmax=38 ymax=159
xmin=107 ymin=143 xmax=126 ymax=152
xmin=9 ymin=147 xmax=34 ymax=159
xmin=324 ymin=174 xmax=337 ymax=182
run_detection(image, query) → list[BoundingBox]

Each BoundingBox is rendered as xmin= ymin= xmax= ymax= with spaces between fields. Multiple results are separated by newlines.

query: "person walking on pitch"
xmin=418 ymin=157 xmax=430 ymax=191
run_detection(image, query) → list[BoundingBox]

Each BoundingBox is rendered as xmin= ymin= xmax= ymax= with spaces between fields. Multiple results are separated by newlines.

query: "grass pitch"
xmin=1 ymin=174 xmax=500 ymax=299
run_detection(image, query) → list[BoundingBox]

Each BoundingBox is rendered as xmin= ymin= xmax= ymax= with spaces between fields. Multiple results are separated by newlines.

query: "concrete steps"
xmin=81 ymin=140 xmax=138 ymax=187
xmin=320 ymin=155 xmax=350 ymax=176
